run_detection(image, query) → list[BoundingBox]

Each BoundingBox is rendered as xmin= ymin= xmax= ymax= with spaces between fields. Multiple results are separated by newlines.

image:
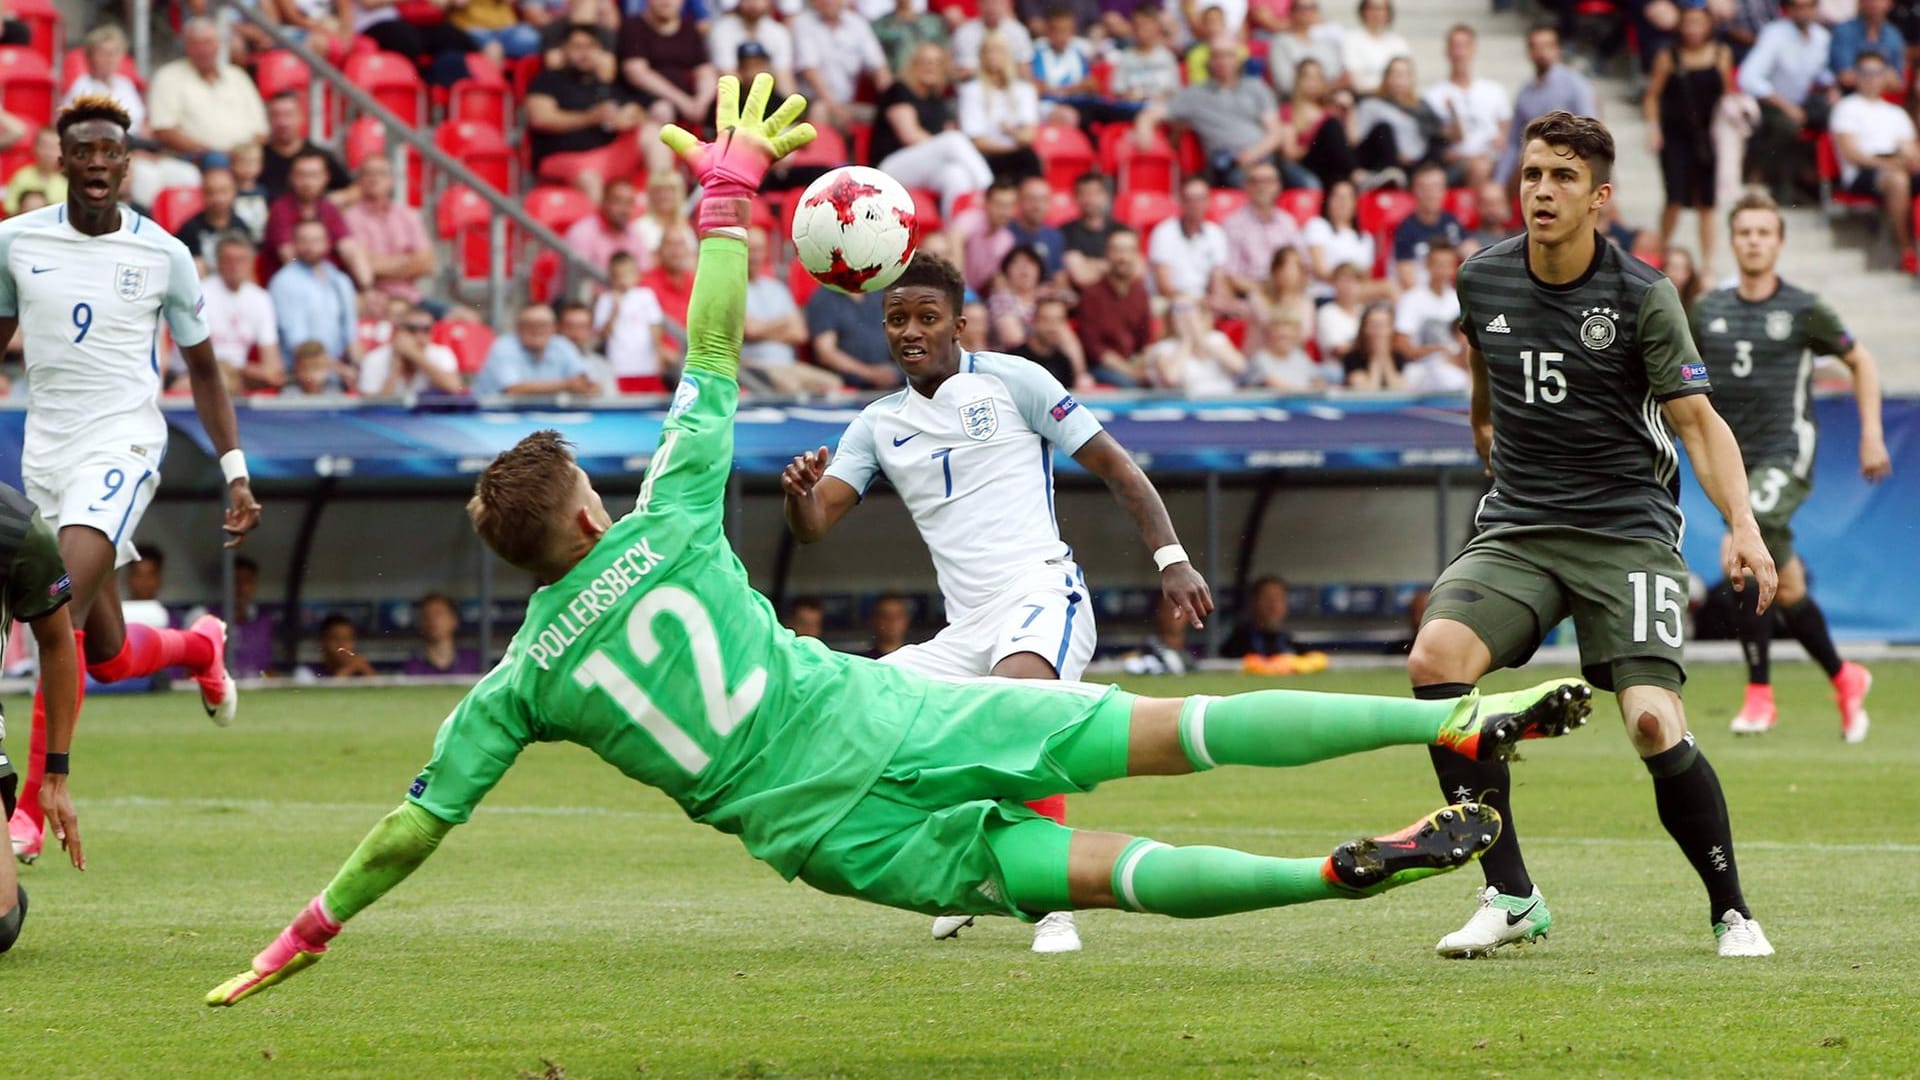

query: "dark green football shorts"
xmin=1745 ymin=463 xmax=1812 ymax=567
xmin=1423 ymin=525 xmax=1687 ymax=693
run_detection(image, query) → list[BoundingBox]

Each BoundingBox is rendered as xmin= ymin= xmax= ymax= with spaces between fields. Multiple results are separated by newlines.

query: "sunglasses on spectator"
xmin=400 ymin=321 xmax=435 ymax=333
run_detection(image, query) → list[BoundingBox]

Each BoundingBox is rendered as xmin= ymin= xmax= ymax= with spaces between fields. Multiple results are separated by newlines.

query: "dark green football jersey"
xmin=0 ymin=481 xmax=71 ymax=659
xmin=1690 ymin=281 xmax=1852 ymax=480
xmin=1457 ymin=233 xmax=1709 ymax=546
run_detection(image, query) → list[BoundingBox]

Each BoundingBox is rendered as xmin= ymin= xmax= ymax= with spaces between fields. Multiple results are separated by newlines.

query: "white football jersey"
xmin=825 ymin=352 xmax=1104 ymax=620
xmin=0 ymin=204 xmax=210 ymax=475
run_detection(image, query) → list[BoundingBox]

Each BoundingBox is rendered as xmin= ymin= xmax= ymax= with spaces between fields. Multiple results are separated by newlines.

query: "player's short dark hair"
xmin=1522 ymin=110 xmax=1613 ymax=186
xmin=469 ymin=429 xmax=581 ymax=572
xmin=884 ymin=253 xmax=966 ymax=317
xmin=56 ymin=94 xmax=132 ymax=140
xmin=1727 ymin=188 xmax=1785 ymax=237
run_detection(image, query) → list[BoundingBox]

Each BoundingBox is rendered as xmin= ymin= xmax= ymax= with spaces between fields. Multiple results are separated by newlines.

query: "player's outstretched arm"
xmin=1838 ymin=343 xmax=1891 ymax=481
xmin=29 ymin=607 xmax=82 ymax=870
xmin=781 ymin=447 xmax=861 ymax=542
xmin=206 ymin=802 xmax=453 ymax=1006
xmin=1073 ymin=433 xmax=1214 ymax=628
xmin=1664 ymin=394 xmax=1777 ymax=611
xmin=179 ymin=334 xmax=263 ymax=545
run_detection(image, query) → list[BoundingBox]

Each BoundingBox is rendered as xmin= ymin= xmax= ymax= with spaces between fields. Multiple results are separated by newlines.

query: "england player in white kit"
xmin=782 ymin=255 xmax=1212 ymax=952
xmin=5 ymin=98 xmax=261 ymax=863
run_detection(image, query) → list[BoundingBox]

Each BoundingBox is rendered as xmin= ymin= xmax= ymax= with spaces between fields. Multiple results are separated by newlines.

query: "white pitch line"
xmin=87 ymin=795 xmax=1920 ymax=855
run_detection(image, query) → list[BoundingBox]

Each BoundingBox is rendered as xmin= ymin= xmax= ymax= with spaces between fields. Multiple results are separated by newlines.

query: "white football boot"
xmin=1715 ymin=910 xmax=1775 ymax=957
xmin=1435 ymin=885 xmax=1552 ymax=958
xmin=930 ymin=915 xmax=975 ymax=940
xmin=1030 ymin=911 xmax=1081 ymax=953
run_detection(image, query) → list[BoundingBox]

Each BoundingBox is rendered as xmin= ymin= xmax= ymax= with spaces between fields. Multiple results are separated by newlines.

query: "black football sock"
xmin=1780 ymin=597 xmax=1845 ymax=679
xmin=1418 ymin=683 xmax=1533 ymax=898
xmin=1735 ymin=585 xmax=1773 ymax=686
xmin=1643 ymin=737 xmax=1749 ymax=923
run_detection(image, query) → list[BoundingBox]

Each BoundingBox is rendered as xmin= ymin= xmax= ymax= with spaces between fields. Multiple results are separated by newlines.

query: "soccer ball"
xmin=791 ymin=166 xmax=917 ymax=295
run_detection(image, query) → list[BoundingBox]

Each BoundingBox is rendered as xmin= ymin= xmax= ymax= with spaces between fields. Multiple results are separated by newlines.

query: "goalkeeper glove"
xmin=660 ymin=72 xmax=816 ymax=237
xmin=205 ymin=895 xmax=340 ymax=1007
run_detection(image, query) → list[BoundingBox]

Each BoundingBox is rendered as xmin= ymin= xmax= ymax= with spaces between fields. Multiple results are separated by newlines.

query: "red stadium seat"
xmin=432 ymin=319 xmax=496 ymax=375
xmin=528 ymin=250 xmax=563 ymax=304
xmin=437 ymin=184 xmax=509 ymax=281
xmin=1046 ymin=188 xmax=1077 ymax=227
xmin=1357 ymin=187 xmax=1417 ymax=237
xmin=447 ymin=55 xmax=511 ymax=130
xmin=1205 ymin=186 xmax=1247 ymax=223
xmin=0 ymin=47 xmax=55 ymax=126
xmin=7 ymin=0 xmax=59 ymax=69
xmin=523 ymin=184 xmax=596 ymax=234
xmin=60 ymin=47 xmax=141 ymax=92
xmin=343 ymin=116 xmax=386 ymax=168
xmin=1100 ymin=124 xmax=1176 ymax=194
xmin=1090 ymin=58 xmax=1113 ymax=95
xmin=1443 ymin=185 xmax=1478 ymax=231
xmin=908 ymin=186 xmax=942 ymax=237
xmin=950 ymin=189 xmax=983 ymax=221
xmin=788 ymin=123 xmax=847 ymax=169
xmin=851 ymin=122 xmax=872 ymax=166
xmin=1033 ymin=123 xmax=1094 ymax=192
xmin=152 ymin=186 xmax=202 ymax=234
xmin=509 ymin=54 xmax=542 ymax=102
xmin=345 ymin=50 xmax=425 ymax=127
xmin=1277 ymin=186 xmax=1322 ymax=224
xmin=787 ymin=255 xmax=821 ymax=308
xmin=1176 ymin=129 xmax=1206 ymax=178
xmin=253 ymin=49 xmax=310 ymax=100
xmin=435 ymin=120 xmax=513 ymax=194
xmin=1113 ymin=189 xmax=1177 ymax=232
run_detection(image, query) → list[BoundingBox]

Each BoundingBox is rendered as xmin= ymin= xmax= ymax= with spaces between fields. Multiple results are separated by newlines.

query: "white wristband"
xmin=219 ymin=449 xmax=250 ymax=485
xmin=1153 ymin=544 xmax=1190 ymax=572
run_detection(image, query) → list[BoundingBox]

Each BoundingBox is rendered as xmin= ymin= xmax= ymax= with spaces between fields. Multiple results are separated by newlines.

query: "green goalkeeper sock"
xmin=1179 ymin=690 xmax=1450 ymax=771
xmin=1111 ymin=839 xmax=1346 ymax=917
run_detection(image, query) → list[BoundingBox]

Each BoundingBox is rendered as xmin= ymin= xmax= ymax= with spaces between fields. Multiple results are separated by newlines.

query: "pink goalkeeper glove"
xmin=660 ymin=73 xmax=817 ymax=236
xmin=205 ymin=895 xmax=340 ymax=1006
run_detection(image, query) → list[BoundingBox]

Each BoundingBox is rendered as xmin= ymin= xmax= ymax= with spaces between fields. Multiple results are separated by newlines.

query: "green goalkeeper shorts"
xmin=797 ymin=678 xmax=1134 ymax=921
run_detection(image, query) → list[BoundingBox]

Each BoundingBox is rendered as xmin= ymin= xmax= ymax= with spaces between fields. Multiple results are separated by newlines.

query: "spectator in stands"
xmin=1111 ymin=7 xmax=1183 ymax=109
xmin=221 ymin=556 xmax=275 ymax=678
xmin=1151 ymin=176 xmax=1232 ymax=308
xmin=563 ymin=176 xmax=652 ymax=274
xmin=872 ymin=43 xmax=995 ymax=218
xmin=1661 ymin=245 xmax=1706 ymax=310
xmin=873 ymin=0 xmax=947 ymax=73
xmin=1646 ymin=5 xmax=1732 ymax=277
xmin=529 ymin=23 xmax=651 ymax=202
xmin=1147 ymin=298 xmax=1246 ymax=394
xmin=1423 ymin=23 xmax=1509 ymax=189
xmin=741 ymin=227 xmax=838 ymax=394
xmin=264 ymin=150 xmax=372 ymax=285
xmin=957 ymin=34 xmax=1046 ymax=181
xmin=1392 ymin=162 xmax=1464 ymax=288
xmin=147 ymin=18 xmax=269 ymax=171
xmin=1834 ymin=0 xmax=1907 ymax=90
xmin=1497 ymin=24 xmax=1597 ymax=185
xmin=202 ymin=234 xmax=286 ymax=394
xmin=711 ymin=0 xmax=799 ymax=87
xmin=636 ymin=169 xmax=691 ymax=258
xmin=552 ymin=300 xmax=612 ymax=389
xmin=1341 ymin=301 xmax=1407 ymax=390
xmin=792 ymin=0 xmax=892 ymax=131
xmin=1349 ymin=56 xmax=1441 ymax=185
xmin=1220 ymin=575 xmax=1295 ymax=658
xmin=785 ymin=596 xmax=825 ymax=639
xmin=13 ymin=189 xmax=45 ymax=212
xmin=1162 ymin=32 xmax=1287 ymax=186
xmin=952 ymin=0 xmax=1034 ymax=79
xmin=358 ymin=304 xmax=466 ymax=395
xmin=1341 ymin=0 xmax=1411 ymax=96
xmin=1023 ymin=296 xmax=1094 ymax=389
xmin=641 ymin=226 xmax=698 ymax=337
xmin=1254 ymin=245 xmax=1316 ymax=345
xmin=472 ymin=302 xmax=602 ymax=395
xmin=536 ymin=0 xmax=619 ymax=55
xmin=1395 ymin=244 xmax=1465 ymax=390
xmin=1830 ymin=53 xmax=1920 ymax=271
xmin=269 ymin=220 xmax=361 ymax=372
xmin=177 ymin=169 xmax=249 ymax=271
xmin=451 ymin=0 xmax=547 ymax=60
xmin=1282 ymin=58 xmax=1353 ymax=190
xmin=403 ymin=593 xmax=484 ymax=675
xmin=1466 ymin=177 xmax=1514 ymax=248
xmin=229 ymin=142 xmax=271 ymax=239
xmin=1033 ymin=4 xmax=1118 ymax=126
xmin=1075 ymin=229 xmax=1151 ymax=387
xmin=1125 ymin=593 xmax=1200 ymax=676
xmin=958 ymin=177 xmax=1019 ymax=292
xmin=281 ymin=340 xmax=354 ymax=397
xmin=958 ymin=297 xmax=990 ymax=352
xmin=351 ymin=0 xmax=486 ymax=75
xmin=1315 ymin=261 xmax=1365 ymax=358
xmin=273 ymin=0 xmax=350 ymax=58
xmin=261 ymin=93 xmax=351 ymax=202
xmin=1269 ymin=0 xmax=1344 ymax=97
xmin=987 ymin=244 xmax=1050 ymax=349
xmin=1739 ymin=0 xmax=1834 ymax=200
xmin=865 ymin=593 xmax=911 ymax=657
xmin=1302 ymin=179 xmax=1375 ymax=296
xmin=1181 ymin=8 xmax=1246 ymax=88
xmin=1058 ymin=175 xmax=1121 ymax=290
xmin=620 ymin=0 xmax=720 ymax=128
xmin=1247 ymin=307 xmax=1328 ymax=391
xmin=1008 ymin=176 xmax=1067 ymax=277
xmin=1222 ymin=162 xmax=1305 ymax=307
xmin=594 ymin=251 xmax=673 ymax=392
xmin=124 ymin=546 xmax=168 ymax=628
xmin=345 ymin=155 xmax=438 ymax=309
xmin=66 ymin=26 xmax=148 ymax=134
xmin=313 ymin=614 xmax=377 ymax=679
xmin=807 ymin=282 xmax=899 ymax=388
xmin=3 ymin=128 xmax=64 ymax=215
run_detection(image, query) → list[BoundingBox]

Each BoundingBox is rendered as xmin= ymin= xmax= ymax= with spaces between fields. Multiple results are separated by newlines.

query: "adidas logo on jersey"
xmin=1484 ymin=313 xmax=1512 ymax=334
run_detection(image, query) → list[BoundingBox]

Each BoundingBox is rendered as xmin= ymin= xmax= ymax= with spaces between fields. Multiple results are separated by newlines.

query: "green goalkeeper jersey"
xmin=406 ymin=239 xmax=926 ymax=879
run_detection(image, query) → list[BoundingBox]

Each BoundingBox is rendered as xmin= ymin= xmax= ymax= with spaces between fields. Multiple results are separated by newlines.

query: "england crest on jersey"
xmin=959 ymin=397 xmax=998 ymax=441
xmin=1765 ymin=310 xmax=1794 ymax=341
xmin=115 ymin=264 xmax=148 ymax=302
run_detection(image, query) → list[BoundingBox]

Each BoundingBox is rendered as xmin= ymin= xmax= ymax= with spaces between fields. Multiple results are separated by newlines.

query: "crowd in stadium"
xmin=0 ymin=0 xmax=1911 ymax=402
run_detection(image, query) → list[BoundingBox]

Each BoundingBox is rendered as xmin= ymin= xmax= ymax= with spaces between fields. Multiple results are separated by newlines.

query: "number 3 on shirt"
xmin=571 ymin=585 xmax=768 ymax=775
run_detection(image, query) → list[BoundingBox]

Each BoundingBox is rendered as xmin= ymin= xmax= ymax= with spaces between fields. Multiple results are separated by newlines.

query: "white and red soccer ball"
xmin=792 ymin=166 xmax=917 ymax=294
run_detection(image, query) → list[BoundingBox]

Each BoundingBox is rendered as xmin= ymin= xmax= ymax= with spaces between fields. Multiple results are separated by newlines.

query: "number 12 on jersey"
xmin=1519 ymin=350 xmax=1567 ymax=404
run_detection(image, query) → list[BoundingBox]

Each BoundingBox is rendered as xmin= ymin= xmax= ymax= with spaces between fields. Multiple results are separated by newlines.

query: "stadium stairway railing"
xmin=212 ymin=0 xmax=608 ymax=326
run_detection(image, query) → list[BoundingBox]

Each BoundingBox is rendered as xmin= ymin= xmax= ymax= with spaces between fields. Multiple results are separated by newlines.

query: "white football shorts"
xmin=23 ymin=441 xmax=164 ymax=569
xmin=882 ymin=561 xmax=1097 ymax=681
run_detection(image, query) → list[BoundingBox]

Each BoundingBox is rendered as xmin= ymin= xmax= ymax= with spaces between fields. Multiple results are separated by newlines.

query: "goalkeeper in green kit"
xmin=207 ymin=76 xmax=1597 ymax=1006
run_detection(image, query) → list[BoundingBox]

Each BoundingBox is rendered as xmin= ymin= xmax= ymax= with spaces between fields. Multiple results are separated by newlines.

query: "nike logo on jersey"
xmin=30 ymin=266 xmax=56 ymax=274
xmin=891 ymin=432 xmax=922 ymax=446
xmin=1505 ymin=898 xmax=1542 ymax=926
xmin=1484 ymin=313 xmax=1512 ymax=334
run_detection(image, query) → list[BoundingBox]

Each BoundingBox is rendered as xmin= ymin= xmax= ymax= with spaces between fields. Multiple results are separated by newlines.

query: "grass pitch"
xmin=3 ymin=663 xmax=1916 ymax=1079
